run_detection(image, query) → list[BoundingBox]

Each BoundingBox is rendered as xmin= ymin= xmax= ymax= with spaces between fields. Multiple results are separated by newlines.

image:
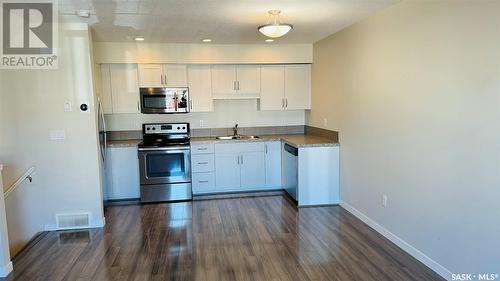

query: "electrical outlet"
xmin=323 ymin=118 xmax=328 ymax=127
xmin=382 ymin=194 xmax=388 ymax=207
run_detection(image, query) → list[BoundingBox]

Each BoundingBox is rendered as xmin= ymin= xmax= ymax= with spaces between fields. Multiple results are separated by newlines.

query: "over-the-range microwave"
xmin=139 ymin=87 xmax=190 ymax=114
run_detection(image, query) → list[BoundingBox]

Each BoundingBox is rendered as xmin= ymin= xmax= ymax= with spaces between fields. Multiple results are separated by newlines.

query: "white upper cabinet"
xmin=98 ymin=64 xmax=113 ymax=114
xmin=138 ymin=64 xmax=163 ymax=87
xmin=284 ymin=64 xmax=311 ymax=110
xmin=236 ymin=65 xmax=261 ymax=96
xmin=260 ymin=65 xmax=285 ymax=111
xmin=163 ymin=64 xmax=187 ymax=87
xmin=138 ymin=64 xmax=187 ymax=87
xmin=260 ymin=64 xmax=311 ymax=111
xmin=100 ymin=64 xmax=139 ymax=114
xmin=109 ymin=64 xmax=140 ymax=113
xmin=211 ymin=65 xmax=237 ymax=96
xmin=187 ymin=65 xmax=213 ymax=112
xmin=211 ymin=65 xmax=260 ymax=99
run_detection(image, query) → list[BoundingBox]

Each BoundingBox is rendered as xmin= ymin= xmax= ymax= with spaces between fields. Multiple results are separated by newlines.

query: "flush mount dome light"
xmin=258 ymin=10 xmax=293 ymax=38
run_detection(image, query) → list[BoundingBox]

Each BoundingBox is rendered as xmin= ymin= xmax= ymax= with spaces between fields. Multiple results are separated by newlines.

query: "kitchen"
xmin=99 ymin=57 xmax=340 ymax=206
xmin=0 ymin=0 xmax=498 ymax=280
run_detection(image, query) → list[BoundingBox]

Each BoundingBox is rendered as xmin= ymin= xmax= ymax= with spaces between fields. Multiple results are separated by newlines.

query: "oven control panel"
xmin=144 ymin=123 xmax=189 ymax=134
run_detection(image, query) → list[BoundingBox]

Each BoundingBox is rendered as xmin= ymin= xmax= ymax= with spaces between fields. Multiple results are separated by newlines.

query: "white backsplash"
xmin=105 ymin=99 xmax=306 ymax=131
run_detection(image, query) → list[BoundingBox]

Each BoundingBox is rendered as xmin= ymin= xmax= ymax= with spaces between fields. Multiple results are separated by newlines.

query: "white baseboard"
xmin=340 ymin=201 xmax=451 ymax=280
xmin=0 ymin=261 xmax=13 ymax=277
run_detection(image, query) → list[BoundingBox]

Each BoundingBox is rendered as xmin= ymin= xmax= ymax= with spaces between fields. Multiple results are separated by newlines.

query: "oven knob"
xmin=146 ymin=127 xmax=150 ymax=130
xmin=152 ymin=127 xmax=156 ymax=131
xmin=182 ymin=127 xmax=186 ymax=129
xmin=177 ymin=127 xmax=180 ymax=130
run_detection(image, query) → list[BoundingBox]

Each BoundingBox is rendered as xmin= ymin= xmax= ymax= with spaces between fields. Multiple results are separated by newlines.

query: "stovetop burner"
xmin=139 ymin=122 xmax=191 ymax=148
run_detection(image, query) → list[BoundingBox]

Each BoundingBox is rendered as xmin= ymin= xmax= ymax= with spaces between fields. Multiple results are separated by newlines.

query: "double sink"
xmin=215 ymin=135 xmax=260 ymax=140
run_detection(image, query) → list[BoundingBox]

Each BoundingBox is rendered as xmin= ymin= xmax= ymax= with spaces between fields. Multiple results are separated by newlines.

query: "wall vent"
xmin=55 ymin=213 xmax=90 ymax=230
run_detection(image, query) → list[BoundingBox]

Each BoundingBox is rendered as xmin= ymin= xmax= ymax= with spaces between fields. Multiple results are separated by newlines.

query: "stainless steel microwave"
xmin=140 ymin=87 xmax=190 ymax=114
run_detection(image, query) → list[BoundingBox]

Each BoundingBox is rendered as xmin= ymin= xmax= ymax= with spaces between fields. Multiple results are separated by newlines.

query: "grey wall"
xmin=0 ymin=23 xmax=104 ymax=255
xmin=308 ymin=0 xmax=500 ymax=276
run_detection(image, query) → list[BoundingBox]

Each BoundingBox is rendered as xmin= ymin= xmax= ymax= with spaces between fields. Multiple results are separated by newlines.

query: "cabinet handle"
xmin=164 ymin=75 xmax=167 ymax=86
xmin=237 ymin=81 xmax=240 ymax=91
xmin=265 ymin=144 xmax=268 ymax=154
xmin=237 ymin=155 xmax=240 ymax=164
xmin=189 ymin=99 xmax=193 ymax=110
xmin=161 ymin=74 xmax=164 ymax=85
xmin=282 ymin=98 xmax=284 ymax=109
xmin=285 ymin=98 xmax=288 ymax=108
xmin=240 ymin=155 xmax=243 ymax=165
xmin=197 ymin=162 xmax=209 ymax=165
xmin=137 ymin=101 xmax=140 ymax=112
xmin=197 ymin=148 xmax=208 ymax=151
xmin=233 ymin=81 xmax=236 ymax=91
xmin=198 ymin=180 xmax=209 ymax=183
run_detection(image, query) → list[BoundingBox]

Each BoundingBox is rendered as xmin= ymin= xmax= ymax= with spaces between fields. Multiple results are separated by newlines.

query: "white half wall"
xmin=0 ymin=23 xmax=104 ymax=255
xmin=105 ymin=99 xmax=306 ymax=131
xmin=93 ymin=42 xmax=313 ymax=64
xmin=0 ymin=166 xmax=12 ymax=277
xmin=308 ymin=0 xmax=500 ymax=278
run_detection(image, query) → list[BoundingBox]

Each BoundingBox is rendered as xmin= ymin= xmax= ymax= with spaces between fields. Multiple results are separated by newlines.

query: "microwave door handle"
xmin=174 ymin=92 xmax=178 ymax=111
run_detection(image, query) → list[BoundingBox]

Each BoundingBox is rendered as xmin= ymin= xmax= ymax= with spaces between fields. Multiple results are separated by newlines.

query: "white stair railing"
xmin=4 ymin=166 xmax=36 ymax=199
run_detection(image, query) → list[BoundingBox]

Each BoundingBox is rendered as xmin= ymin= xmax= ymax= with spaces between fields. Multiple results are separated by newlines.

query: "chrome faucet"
xmin=233 ymin=124 xmax=239 ymax=136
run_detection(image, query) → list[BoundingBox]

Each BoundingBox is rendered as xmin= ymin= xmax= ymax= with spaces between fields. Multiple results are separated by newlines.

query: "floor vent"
xmin=56 ymin=213 xmax=90 ymax=230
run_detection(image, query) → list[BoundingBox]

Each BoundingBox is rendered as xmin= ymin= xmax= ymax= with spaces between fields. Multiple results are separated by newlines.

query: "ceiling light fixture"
xmin=265 ymin=39 xmax=274 ymax=42
xmin=258 ymin=10 xmax=293 ymax=38
xmin=202 ymin=39 xmax=212 ymax=43
xmin=134 ymin=37 xmax=145 ymax=42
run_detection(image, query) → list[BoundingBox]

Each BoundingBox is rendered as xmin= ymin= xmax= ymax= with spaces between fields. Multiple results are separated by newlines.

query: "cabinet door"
xmin=109 ymin=64 xmax=140 ymax=113
xmin=99 ymin=64 xmax=113 ymax=114
xmin=211 ymin=65 xmax=236 ymax=96
xmin=236 ymin=65 xmax=260 ymax=96
xmin=260 ymin=65 xmax=285 ymax=110
xmin=107 ymin=147 xmax=140 ymax=199
xmin=138 ymin=64 xmax=163 ymax=87
xmin=240 ymin=152 xmax=266 ymax=189
xmin=215 ymin=153 xmax=241 ymax=190
xmin=164 ymin=64 xmax=187 ymax=87
xmin=284 ymin=64 xmax=311 ymax=110
xmin=187 ymin=65 xmax=213 ymax=112
xmin=265 ymin=141 xmax=282 ymax=188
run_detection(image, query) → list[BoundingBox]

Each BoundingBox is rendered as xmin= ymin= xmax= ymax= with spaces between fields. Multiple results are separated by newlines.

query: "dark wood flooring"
xmin=2 ymin=194 xmax=444 ymax=281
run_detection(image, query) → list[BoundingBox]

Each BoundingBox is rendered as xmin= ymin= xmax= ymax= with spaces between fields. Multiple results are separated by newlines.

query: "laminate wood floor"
xmin=1 ymin=195 xmax=444 ymax=281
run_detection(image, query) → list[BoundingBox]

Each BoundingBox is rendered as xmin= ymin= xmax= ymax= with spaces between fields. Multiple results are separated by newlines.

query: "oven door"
xmin=138 ymin=146 xmax=191 ymax=185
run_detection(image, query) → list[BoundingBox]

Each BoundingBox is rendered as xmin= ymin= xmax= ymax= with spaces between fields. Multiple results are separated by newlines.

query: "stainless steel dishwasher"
xmin=283 ymin=143 xmax=298 ymax=201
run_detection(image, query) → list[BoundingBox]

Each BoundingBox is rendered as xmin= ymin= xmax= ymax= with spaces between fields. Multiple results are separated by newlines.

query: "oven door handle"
xmin=138 ymin=146 xmax=190 ymax=152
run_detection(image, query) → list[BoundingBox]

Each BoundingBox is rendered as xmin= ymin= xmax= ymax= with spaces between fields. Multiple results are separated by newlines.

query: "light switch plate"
xmin=49 ymin=130 xmax=66 ymax=140
xmin=64 ymin=101 xmax=72 ymax=112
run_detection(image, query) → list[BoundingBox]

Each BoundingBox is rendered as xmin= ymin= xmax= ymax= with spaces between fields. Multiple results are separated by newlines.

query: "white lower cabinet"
xmin=191 ymin=141 xmax=283 ymax=195
xmin=192 ymin=173 xmax=216 ymax=194
xmin=105 ymin=146 xmax=140 ymax=200
xmin=265 ymin=141 xmax=282 ymax=188
xmin=215 ymin=153 xmax=242 ymax=190
xmin=191 ymin=143 xmax=216 ymax=194
xmin=240 ymin=152 xmax=266 ymax=189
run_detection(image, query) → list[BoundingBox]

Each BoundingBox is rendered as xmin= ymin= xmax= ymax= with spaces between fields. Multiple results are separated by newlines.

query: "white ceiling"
xmin=59 ymin=0 xmax=398 ymax=44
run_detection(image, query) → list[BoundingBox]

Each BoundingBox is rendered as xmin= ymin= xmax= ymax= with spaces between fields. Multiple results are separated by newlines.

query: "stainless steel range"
xmin=138 ymin=123 xmax=192 ymax=203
